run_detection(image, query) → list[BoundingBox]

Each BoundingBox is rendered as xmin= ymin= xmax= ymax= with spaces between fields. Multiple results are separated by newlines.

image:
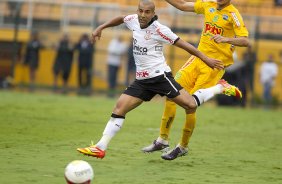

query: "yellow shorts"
xmin=174 ymin=56 xmax=225 ymax=94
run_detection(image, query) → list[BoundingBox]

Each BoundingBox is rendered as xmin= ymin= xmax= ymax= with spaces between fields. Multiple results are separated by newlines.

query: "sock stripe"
xmin=111 ymin=113 xmax=125 ymax=119
xmin=192 ymin=94 xmax=200 ymax=107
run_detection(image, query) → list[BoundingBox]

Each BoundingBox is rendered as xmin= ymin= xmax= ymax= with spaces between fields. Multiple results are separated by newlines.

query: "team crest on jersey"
xmin=204 ymin=22 xmax=223 ymax=36
xmin=209 ymin=8 xmax=216 ymax=13
xmin=144 ymin=30 xmax=152 ymax=40
xmin=144 ymin=34 xmax=151 ymax=40
xmin=223 ymin=14 xmax=229 ymax=21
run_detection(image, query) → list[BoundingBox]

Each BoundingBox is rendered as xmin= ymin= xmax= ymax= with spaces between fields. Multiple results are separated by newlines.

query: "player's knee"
xmin=180 ymin=104 xmax=194 ymax=112
xmin=185 ymin=99 xmax=197 ymax=109
xmin=186 ymin=107 xmax=196 ymax=114
xmin=173 ymin=98 xmax=196 ymax=111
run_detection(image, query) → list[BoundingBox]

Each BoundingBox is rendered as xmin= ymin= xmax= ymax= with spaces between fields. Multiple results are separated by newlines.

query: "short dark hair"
xmin=139 ymin=0 xmax=155 ymax=11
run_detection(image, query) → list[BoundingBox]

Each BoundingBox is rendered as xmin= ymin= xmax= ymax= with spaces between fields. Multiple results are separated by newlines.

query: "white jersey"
xmin=123 ymin=14 xmax=179 ymax=80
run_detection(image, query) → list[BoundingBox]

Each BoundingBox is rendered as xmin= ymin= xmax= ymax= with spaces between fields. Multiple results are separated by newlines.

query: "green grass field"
xmin=0 ymin=91 xmax=281 ymax=184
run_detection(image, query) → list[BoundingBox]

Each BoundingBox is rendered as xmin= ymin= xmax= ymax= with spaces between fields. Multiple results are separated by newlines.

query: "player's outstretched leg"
xmin=192 ymin=79 xmax=242 ymax=106
xmin=77 ymin=114 xmax=125 ymax=159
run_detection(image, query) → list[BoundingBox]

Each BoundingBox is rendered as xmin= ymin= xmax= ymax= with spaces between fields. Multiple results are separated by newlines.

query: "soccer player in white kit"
xmin=77 ymin=0 xmax=237 ymax=159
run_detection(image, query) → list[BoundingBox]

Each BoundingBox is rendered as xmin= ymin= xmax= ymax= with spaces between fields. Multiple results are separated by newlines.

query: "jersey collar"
xmin=217 ymin=3 xmax=232 ymax=11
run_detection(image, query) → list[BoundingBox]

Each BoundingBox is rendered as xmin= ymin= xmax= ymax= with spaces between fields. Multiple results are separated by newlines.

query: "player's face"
xmin=217 ymin=0 xmax=231 ymax=7
xmin=137 ymin=2 xmax=155 ymax=29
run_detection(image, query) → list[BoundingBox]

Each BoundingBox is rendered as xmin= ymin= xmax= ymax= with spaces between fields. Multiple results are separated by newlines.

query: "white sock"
xmin=157 ymin=137 xmax=169 ymax=145
xmin=96 ymin=117 xmax=125 ymax=150
xmin=193 ymin=84 xmax=223 ymax=106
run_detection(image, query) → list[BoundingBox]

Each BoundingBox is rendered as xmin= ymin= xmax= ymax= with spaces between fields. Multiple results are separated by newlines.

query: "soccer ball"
xmin=65 ymin=160 xmax=94 ymax=184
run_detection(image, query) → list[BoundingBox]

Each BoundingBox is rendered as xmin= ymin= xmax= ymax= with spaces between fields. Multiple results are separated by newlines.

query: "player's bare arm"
xmin=165 ymin=0 xmax=195 ymax=12
xmin=210 ymin=35 xmax=250 ymax=47
xmin=174 ymin=38 xmax=224 ymax=69
xmin=92 ymin=16 xmax=124 ymax=42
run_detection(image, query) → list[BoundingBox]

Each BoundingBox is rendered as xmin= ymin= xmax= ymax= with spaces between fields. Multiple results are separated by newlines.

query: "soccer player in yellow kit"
xmin=142 ymin=0 xmax=250 ymax=160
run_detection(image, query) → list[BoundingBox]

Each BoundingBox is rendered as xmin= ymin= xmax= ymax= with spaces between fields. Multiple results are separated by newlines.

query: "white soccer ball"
xmin=65 ymin=160 xmax=94 ymax=184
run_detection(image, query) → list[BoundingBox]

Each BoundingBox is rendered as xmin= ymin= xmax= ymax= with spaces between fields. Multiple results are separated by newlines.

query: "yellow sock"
xmin=180 ymin=113 xmax=196 ymax=148
xmin=159 ymin=99 xmax=177 ymax=140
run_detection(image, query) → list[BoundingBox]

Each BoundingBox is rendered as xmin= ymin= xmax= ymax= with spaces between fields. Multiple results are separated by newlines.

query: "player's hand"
xmin=92 ymin=28 xmax=102 ymax=43
xmin=206 ymin=58 xmax=224 ymax=70
xmin=210 ymin=35 xmax=229 ymax=44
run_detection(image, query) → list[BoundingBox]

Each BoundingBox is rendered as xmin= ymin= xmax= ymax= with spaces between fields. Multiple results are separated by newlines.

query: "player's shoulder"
xmin=227 ymin=4 xmax=244 ymax=24
xmin=227 ymin=4 xmax=242 ymax=14
xmin=152 ymin=21 xmax=171 ymax=32
xmin=124 ymin=14 xmax=138 ymax=22
xmin=201 ymin=0 xmax=217 ymax=6
xmin=200 ymin=0 xmax=217 ymax=11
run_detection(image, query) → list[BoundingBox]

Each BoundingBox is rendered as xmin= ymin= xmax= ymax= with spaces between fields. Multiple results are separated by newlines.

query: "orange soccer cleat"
xmin=218 ymin=79 xmax=242 ymax=99
xmin=77 ymin=145 xmax=106 ymax=159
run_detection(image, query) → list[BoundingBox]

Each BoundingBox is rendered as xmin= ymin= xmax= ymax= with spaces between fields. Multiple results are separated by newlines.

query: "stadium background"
xmin=0 ymin=0 xmax=281 ymax=104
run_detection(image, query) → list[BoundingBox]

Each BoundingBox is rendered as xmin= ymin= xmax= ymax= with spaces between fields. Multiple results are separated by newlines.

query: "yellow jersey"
xmin=194 ymin=1 xmax=249 ymax=66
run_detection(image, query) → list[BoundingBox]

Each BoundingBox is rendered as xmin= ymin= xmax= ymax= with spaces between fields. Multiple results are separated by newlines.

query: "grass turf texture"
xmin=0 ymin=91 xmax=281 ymax=184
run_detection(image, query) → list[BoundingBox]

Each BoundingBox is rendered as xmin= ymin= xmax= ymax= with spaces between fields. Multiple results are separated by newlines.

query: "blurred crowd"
xmin=22 ymin=32 xmax=135 ymax=96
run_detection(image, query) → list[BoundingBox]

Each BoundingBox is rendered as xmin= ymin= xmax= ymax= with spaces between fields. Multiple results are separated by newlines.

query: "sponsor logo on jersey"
xmin=223 ymin=14 xmax=229 ymax=21
xmin=231 ymin=12 xmax=241 ymax=27
xmin=133 ymin=39 xmax=137 ymax=44
xmin=209 ymin=8 xmax=216 ymax=13
xmin=133 ymin=39 xmax=148 ymax=55
xmin=156 ymin=28 xmax=174 ymax=44
xmin=155 ymin=45 xmax=163 ymax=51
xmin=136 ymin=71 xmax=149 ymax=78
xmin=212 ymin=15 xmax=219 ymax=23
xmin=203 ymin=22 xmax=224 ymax=36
